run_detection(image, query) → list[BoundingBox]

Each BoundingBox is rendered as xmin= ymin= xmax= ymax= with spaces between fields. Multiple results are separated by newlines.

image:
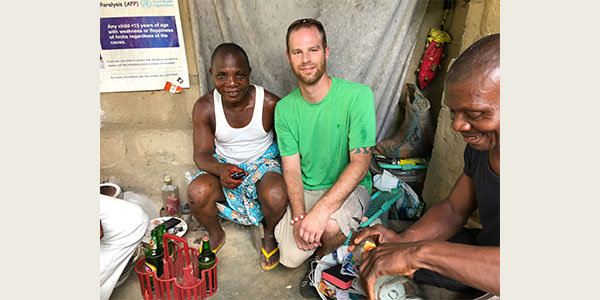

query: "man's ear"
xmin=209 ymin=68 xmax=213 ymax=76
xmin=325 ymin=45 xmax=329 ymax=61
xmin=248 ymin=67 xmax=252 ymax=75
xmin=286 ymin=51 xmax=290 ymax=64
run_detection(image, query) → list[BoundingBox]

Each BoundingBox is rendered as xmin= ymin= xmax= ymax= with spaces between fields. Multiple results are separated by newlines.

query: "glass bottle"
xmin=156 ymin=223 xmax=174 ymax=259
xmin=161 ymin=175 xmax=180 ymax=216
xmin=144 ymin=228 xmax=164 ymax=290
xmin=197 ymin=235 xmax=217 ymax=294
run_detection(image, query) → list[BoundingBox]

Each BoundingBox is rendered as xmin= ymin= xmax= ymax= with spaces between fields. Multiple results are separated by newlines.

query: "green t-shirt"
xmin=275 ymin=77 xmax=376 ymax=192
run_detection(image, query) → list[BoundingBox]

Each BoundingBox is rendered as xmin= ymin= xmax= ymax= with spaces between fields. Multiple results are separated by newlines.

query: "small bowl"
xmin=100 ymin=182 xmax=122 ymax=199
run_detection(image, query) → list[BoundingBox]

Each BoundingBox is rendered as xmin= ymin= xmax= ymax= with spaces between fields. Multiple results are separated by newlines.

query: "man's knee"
xmin=262 ymin=185 xmax=287 ymax=208
xmin=187 ymin=176 xmax=220 ymax=207
xmin=259 ymin=173 xmax=287 ymax=209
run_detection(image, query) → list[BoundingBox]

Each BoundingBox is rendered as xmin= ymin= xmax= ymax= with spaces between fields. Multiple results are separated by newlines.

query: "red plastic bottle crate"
xmin=134 ymin=234 xmax=218 ymax=300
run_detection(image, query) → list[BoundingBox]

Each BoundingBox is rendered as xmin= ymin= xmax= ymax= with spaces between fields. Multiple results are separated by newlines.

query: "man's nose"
xmin=302 ymin=52 xmax=311 ymax=63
xmin=452 ymin=113 xmax=471 ymax=132
xmin=226 ymin=76 xmax=236 ymax=86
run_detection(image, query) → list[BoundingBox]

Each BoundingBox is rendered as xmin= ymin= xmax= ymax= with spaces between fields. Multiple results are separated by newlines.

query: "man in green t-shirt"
xmin=273 ymin=18 xmax=376 ymax=298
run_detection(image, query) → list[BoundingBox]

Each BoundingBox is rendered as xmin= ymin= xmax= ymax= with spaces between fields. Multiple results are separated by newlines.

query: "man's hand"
xmin=218 ymin=163 xmax=246 ymax=189
xmin=293 ymin=220 xmax=321 ymax=250
xmin=358 ymin=241 xmax=422 ymax=300
xmin=298 ymin=209 xmax=329 ymax=248
xmin=347 ymin=224 xmax=401 ymax=252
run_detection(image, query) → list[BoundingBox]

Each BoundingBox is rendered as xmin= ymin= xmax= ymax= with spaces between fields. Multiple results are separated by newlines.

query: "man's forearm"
xmin=283 ymin=167 xmax=305 ymax=217
xmin=398 ymin=199 xmax=466 ymax=243
xmin=313 ymin=157 xmax=370 ymax=216
xmin=413 ymin=241 xmax=500 ymax=295
xmin=193 ymin=153 xmax=224 ymax=176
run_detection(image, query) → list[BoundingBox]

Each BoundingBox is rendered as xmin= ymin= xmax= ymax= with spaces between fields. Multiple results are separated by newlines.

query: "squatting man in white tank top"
xmin=187 ymin=43 xmax=287 ymax=271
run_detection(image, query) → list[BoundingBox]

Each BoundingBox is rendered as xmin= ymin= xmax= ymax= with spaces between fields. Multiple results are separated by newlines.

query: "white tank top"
xmin=214 ymin=85 xmax=274 ymax=164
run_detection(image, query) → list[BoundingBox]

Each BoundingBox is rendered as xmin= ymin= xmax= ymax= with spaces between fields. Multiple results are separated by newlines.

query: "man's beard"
xmin=293 ymin=61 xmax=326 ymax=85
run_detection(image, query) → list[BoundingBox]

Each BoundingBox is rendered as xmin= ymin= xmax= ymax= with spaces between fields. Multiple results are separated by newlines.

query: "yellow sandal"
xmin=212 ymin=240 xmax=225 ymax=254
xmin=260 ymin=247 xmax=280 ymax=271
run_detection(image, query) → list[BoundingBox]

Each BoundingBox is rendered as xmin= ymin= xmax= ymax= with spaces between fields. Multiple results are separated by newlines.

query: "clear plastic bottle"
xmin=374 ymin=275 xmax=424 ymax=300
xmin=161 ymin=175 xmax=180 ymax=216
xmin=352 ymin=237 xmax=377 ymax=261
xmin=346 ymin=237 xmax=377 ymax=275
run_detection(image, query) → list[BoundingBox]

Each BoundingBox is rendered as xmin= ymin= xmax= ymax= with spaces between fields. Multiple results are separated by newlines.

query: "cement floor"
xmin=109 ymin=216 xmax=479 ymax=300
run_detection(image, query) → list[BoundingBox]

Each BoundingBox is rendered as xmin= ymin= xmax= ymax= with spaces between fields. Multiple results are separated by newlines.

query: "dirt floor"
xmin=109 ymin=215 xmax=478 ymax=300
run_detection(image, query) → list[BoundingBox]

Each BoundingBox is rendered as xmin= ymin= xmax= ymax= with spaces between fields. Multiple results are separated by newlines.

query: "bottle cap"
xmin=202 ymin=235 xmax=209 ymax=241
xmin=164 ymin=175 xmax=172 ymax=183
xmin=362 ymin=240 xmax=376 ymax=252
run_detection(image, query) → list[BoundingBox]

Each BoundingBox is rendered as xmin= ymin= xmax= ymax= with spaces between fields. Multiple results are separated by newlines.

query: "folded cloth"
xmin=192 ymin=142 xmax=282 ymax=226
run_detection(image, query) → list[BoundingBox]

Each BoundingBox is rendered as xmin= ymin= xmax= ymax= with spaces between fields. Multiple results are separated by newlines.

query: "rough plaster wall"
xmin=100 ymin=0 xmax=201 ymax=209
xmin=421 ymin=0 xmax=500 ymax=228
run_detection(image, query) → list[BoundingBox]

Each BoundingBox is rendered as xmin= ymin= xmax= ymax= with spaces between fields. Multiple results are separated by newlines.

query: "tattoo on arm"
xmin=351 ymin=146 xmax=373 ymax=155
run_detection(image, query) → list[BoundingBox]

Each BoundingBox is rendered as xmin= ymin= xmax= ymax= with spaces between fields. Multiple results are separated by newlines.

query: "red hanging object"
xmin=417 ymin=29 xmax=451 ymax=90
xmin=417 ymin=0 xmax=452 ymax=90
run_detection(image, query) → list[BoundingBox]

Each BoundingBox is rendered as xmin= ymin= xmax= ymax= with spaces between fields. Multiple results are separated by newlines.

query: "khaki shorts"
xmin=274 ymin=185 xmax=371 ymax=268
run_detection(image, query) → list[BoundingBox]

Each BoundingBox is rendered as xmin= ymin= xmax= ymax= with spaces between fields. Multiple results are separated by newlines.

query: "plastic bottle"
xmin=161 ymin=175 xmax=181 ymax=216
xmin=344 ymin=237 xmax=377 ymax=276
xmin=352 ymin=237 xmax=377 ymax=261
xmin=373 ymin=275 xmax=424 ymax=300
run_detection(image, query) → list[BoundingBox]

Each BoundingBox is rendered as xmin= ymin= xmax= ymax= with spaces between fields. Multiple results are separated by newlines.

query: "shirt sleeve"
xmin=274 ymin=102 xmax=298 ymax=157
xmin=348 ymin=85 xmax=376 ymax=150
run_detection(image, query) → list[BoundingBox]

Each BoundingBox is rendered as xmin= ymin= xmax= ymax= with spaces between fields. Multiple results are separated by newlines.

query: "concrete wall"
xmin=100 ymin=0 xmax=200 ymax=207
xmin=420 ymin=0 xmax=500 ymax=228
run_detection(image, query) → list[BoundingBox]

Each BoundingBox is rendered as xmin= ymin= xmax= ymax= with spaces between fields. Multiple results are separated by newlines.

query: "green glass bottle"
xmin=144 ymin=228 xmax=164 ymax=290
xmin=157 ymin=223 xmax=174 ymax=258
xmin=197 ymin=236 xmax=216 ymax=294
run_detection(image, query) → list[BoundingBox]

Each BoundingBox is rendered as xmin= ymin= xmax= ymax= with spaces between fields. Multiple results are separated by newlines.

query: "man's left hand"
xmin=293 ymin=220 xmax=320 ymax=250
xmin=358 ymin=241 xmax=422 ymax=300
xmin=298 ymin=209 xmax=329 ymax=248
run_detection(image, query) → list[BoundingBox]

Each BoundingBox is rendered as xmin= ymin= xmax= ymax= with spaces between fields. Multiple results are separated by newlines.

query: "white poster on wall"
xmin=100 ymin=0 xmax=189 ymax=93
